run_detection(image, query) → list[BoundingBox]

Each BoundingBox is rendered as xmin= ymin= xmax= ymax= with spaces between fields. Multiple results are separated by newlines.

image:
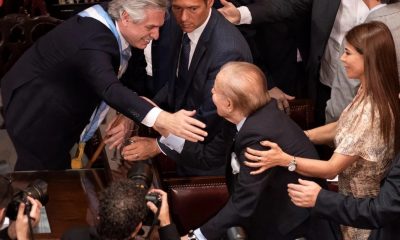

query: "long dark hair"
xmin=345 ymin=21 xmax=400 ymax=152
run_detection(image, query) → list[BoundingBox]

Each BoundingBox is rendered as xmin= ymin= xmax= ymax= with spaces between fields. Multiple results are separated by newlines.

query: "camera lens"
xmin=127 ymin=162 xmax=153 ymax=189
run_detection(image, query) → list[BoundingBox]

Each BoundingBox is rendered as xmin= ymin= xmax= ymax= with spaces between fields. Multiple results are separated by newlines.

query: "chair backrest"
xmin=0 ymin=13 xmax=61 ymax=79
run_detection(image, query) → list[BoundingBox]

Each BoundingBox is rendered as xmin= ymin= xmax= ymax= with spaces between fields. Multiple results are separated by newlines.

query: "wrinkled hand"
xmin=268 ymin=87 xmax=295 ymax=113
xmin=14 ymin=196 xmax=42 ymax=240
xmin=244 ymin=140 xmax=291 ymax=174
xmin=218 ymin=0 xmax=241 ymax=24
xmin=121 ymin=137 xmax=160 ymax=161
xmin=104 ymin=115 xmax=134 ymax=150
xmin=154 ymin=110 xmax=207 ymax=142
xmin=287 ymin=179 xmax=322 ymax=208
xmin=146 ymin=189 xmax=170 ymax=227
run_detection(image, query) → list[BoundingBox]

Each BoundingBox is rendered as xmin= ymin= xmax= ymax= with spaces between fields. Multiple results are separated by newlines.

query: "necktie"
xmin=175 ymin=33 xmax=191 ymax=108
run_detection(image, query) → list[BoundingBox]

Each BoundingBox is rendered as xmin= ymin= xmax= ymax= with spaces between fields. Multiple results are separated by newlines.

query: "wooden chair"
xmin=0 ymin=13 xmax=61 ymax=128
xmin=0 ymin=13 xmax=61 ymax=79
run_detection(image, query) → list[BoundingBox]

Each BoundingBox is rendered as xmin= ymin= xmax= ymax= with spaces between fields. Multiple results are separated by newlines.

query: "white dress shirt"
xmin=319 ymin=0 xmax=369 ymax=87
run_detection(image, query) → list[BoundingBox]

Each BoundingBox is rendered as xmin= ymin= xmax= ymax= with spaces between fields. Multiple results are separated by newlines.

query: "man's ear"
xmin=121 ymin=11 xmax=131 ymax=25
xmin=131 ymin=222 xmax=143 ymax=238
xmin=207 ymin=0 xmax=214 ymax=7
xmin=226 ymin=98 xmax=233 ymax=112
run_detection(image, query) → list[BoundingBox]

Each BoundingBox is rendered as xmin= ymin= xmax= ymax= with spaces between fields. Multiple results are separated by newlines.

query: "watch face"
xmin=288 ymin=163 xmax=296 ymax=172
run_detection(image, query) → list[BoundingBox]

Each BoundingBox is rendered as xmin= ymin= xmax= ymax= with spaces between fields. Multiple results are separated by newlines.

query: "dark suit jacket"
xmin=152 ymin=9 xmax=253 ymax=176
xmin=242 ymin=0 xmax=313 ymax=95
xmin=306 ymin=0 xmax=340 ymax=101
xmin=1 ymin=5 xmax=153 ymax=170
xmin=314 ymin=153 xmax=400 ymax=240
xmin=200 ymin=100 xmax=339 ymax=240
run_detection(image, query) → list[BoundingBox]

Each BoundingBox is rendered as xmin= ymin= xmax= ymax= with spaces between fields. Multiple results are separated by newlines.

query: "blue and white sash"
xmin=78 ymin=4 xmax=131 ymax=143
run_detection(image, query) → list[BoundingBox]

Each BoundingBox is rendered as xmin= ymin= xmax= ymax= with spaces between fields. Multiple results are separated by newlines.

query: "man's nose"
xmin=151 ymin=28 xmax=160 ymax=40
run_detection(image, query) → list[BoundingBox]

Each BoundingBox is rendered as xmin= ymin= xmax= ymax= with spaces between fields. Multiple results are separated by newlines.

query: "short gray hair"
xmin=218 ymin=62 xmax=270 ymax=116
xmin=108 ymin=0 xmax=169 ymax=22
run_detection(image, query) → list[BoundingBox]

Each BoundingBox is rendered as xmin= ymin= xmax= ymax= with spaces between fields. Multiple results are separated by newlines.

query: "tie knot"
xmin=182 ymin=33 xmax=190 ymax=45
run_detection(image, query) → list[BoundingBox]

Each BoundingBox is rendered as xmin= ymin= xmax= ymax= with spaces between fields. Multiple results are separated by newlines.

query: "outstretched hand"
xmin=218 ymin=0 xmax=241 ymax=24
xmin=244 ymin=140 xmax=291 ymax=174
xmin=154 ymin=110 xmax=207 ymax=142
xmin=288 ymin=179 xmax=322 ymax=208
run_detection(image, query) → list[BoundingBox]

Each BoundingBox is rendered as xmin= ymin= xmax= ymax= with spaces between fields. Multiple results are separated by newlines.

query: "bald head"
xmin=216 ymin=62 xmax=270 ymax=117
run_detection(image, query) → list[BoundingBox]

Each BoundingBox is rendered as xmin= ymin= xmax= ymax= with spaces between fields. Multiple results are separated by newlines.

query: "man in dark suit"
xmin=186 ymin=62 xmax=338 ymax=240
xmin=121 ymin=0 xmax=252 ymax=176
xmin=1 ymin=0 xmax=208 ymax=170
xmin=217 ymin=0 xmax=312 ymax=111
xmin=288 ymin=151 xmax=400 ymax=240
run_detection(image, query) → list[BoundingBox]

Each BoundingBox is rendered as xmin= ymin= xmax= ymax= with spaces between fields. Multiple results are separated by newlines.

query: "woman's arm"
xmin=305 ymin=121 xmax=337 ymax=145
xmin=244 ymin=141 xmax=358 ymax=179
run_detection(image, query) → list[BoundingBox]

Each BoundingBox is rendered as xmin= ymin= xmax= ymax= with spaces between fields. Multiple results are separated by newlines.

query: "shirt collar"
xmin=370 ymin=3 xmax=386 ymax=13
xmin=115 ymin=20 xmax=130 ymax=52
xmin=236 ymin=117 xmax=246 ymax=132
xmin=186 ymin=9 xmax=212 ymax=45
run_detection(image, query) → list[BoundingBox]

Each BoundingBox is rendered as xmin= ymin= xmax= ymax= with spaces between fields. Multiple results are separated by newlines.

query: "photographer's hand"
xmin=11 ymin=196 xmax=42 ymax=240
xmin=146 ymin=189 xmax=170 ymax=227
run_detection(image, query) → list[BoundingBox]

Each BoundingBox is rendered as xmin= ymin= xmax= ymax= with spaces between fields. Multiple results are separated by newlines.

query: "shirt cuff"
xmin=194 ymin=228 xmax=207 ymax=240
xmin=141 ymin=107 xmax=162 ymax=127
xmin=159 ymin=134 xmax=185 ymax=153
xmin=156 ymin=138 xmax=167 ymax=155
xmin=238 ymin=6 xmax=252 ymax=24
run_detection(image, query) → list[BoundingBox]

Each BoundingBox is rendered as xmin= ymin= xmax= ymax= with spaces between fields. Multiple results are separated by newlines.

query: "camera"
xmin=127 ymin=161 xmax=153 ymax=189
xmin=145 ymin=192 xmax=161 ymax=208
xmin=127 ymin=162 xmax=159 ymax=226
xmin=6 ymin=179 xmax=48 ymax=220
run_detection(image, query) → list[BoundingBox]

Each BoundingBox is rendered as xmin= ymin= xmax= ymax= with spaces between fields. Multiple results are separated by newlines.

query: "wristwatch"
xmin=188 ymin=230 xmax=198 ymax=240
xmin=288 ymin=156 xmax=297 ymax=172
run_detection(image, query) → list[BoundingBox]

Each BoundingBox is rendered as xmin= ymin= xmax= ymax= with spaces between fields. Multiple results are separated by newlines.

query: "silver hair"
xmin=108 ymin=0 xmax=169 ymax=22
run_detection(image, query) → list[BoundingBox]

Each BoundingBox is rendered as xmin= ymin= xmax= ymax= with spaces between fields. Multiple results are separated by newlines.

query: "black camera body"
xmin=6 ymin=179 xmax=48 ymax=220
xmin=145 ymin=192 xmax=161 ymax=207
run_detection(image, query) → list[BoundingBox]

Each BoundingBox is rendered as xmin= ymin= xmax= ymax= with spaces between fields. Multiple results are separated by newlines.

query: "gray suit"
xmin=325 ymin=3 xmax=400 ymax=123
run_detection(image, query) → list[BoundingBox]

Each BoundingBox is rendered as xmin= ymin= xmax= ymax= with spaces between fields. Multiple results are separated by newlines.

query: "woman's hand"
xmin=244 ymin=140 xmax=292 ymax=175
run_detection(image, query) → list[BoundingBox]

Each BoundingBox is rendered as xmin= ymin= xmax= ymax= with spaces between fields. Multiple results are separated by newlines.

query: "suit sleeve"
xmin=313 ymin=158 xmax=400 ymax=228
xmin=247 ymin=0 xmax=312 ymax=24
xmin=73 ymin=41 xmax=154 ymax=123
xmin=200 ymin=141 xmax=274 ymax=239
